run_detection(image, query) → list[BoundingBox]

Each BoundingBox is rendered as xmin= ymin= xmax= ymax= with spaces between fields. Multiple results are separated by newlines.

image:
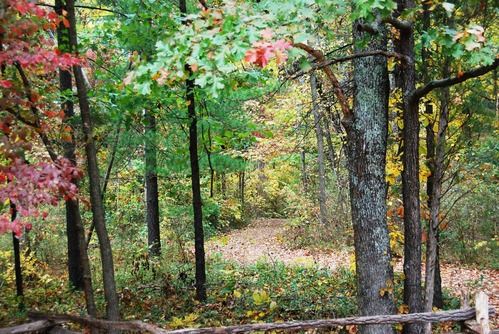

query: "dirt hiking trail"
xmin=207 ymin=219 xmax=499 ymax=326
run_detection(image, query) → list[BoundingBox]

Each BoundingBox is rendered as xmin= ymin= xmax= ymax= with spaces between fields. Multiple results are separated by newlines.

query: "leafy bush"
xmin=442 ymin=137 xmax=499 ymax=268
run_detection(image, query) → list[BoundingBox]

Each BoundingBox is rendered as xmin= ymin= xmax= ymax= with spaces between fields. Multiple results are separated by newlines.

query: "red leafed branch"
xmin=244 ymin=29 xmax=292 ymax=68
xmin=0 ymin=0 xmax=85 ymax=236
xmin=0 ymin=158 xmax=83 ymax=236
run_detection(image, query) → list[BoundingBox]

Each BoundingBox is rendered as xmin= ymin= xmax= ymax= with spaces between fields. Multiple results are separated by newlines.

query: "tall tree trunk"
xmin=66 ymin=0 xmax=120 ymax=322
xmin=187 ymin=80 xmax=207 ymax=301
xmin=145 ymin=110 xmax=161 ymax=256
xmin=55 ymin=0 xmax=83 ymax=291
xmin=394 ymin=1 xmax=423 ymax=333
xmin=420 ymin=3 xmax=443 ymax=316
xmin=86 ymin=118 xmax=121 ymax=248
xmin=180 ymin=0 xmax=206 ymax=302
xmin=424 ymin=85 xmax=449 ymax=325
xmin=343 ymin=18 xmax=395 ymax=334
xmin=311 ymin=71 xmax=327 ymax=224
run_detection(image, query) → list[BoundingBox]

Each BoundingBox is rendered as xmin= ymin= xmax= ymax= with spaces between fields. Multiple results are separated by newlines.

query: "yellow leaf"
xmin=252 ymin=290 xmax=270 ymax=306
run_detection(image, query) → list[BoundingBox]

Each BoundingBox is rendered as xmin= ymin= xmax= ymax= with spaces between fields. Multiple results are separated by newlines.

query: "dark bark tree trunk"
xmin=311 ymin=71 xmax=327 ymax=224
xmin=180 ymin=0 xmax=206 ymax=302
xmin=420 ymin=3 xmax=443 ymax=314
xmin=145 ymin=110 xmax=161 ymax=256
xmin=186 ymin=80 xmax=207 ymax=301
xmin=12 ymin=205 xmax=24 ymax=311
xmin=343 ymin=18 xmax=395 ymax=334
xmin=394 ymin=1 xmax=423 ymax=333
xmin=55 ymin=0 xmax=83 ymax=290
xmin=65 ymin=0 xmax=120 ymax=322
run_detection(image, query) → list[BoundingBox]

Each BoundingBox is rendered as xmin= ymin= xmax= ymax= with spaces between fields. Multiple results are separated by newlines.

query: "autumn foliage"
xmin=244 ymin=28 xmax=292 ymax=68
xmin=0 ymin=0 xmax=82 ymax=236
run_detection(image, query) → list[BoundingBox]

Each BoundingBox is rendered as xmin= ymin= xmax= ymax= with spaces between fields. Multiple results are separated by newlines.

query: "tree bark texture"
xmin=65 ymin=0 xmax=120 ymax=321
xmin=344 ymin=19 xmax=395 ymax=334
xmin=55 ymin=0 xmax=84 ymax=290
xmin=12 ymin=205 xmax=23 ymax=310
xmin=310 ymin=71 xmax=327 ymax=224
xmin=421 ymin=4 xmax=443 ymax=314
xmin=394 ymin=1 xmax=423 ymax=333
xmin=424 ymin=87 xmax=449 ymax=318
xmin=186 ymin=78 xmax=207 ymax=301
xmin=145 ymin=110 xmax=161 ymax=256
xmin=179 ymin=0 xmax=207 ymax=302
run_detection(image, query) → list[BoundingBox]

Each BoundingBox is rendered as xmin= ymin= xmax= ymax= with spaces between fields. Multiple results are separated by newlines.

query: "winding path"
xmin=207 ymin=219 xmax=498 ymax=326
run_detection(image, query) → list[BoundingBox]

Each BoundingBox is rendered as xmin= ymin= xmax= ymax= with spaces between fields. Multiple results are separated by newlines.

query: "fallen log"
xmin=0 ymin=319 xmax=66 ymax=334
xmin=23 ymin=306 xmax=495 ymax=334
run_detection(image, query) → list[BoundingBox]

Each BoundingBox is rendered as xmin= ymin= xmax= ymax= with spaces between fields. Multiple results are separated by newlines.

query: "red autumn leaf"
xmin=1 ymin=80 xmax=13 ymax=88
xmin=34 ymin=7 xmax=46 ymax=19
xmin=48 ymin=11 xmax=58 ymax=21
xmin=12 ymin=1 xmax=29 ymax=14
xmin=244 ymin=41 xmax=273 ymax=68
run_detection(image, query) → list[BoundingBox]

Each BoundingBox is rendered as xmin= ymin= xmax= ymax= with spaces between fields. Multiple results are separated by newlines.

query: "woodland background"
xmin=0 ymin=0 xmax=498 ymax=333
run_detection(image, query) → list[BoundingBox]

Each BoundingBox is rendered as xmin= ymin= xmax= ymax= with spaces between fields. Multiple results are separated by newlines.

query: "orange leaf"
xmin=396 ymin=206 xmax=405 ymax=218
xmin=63 ymin=18 xmax=70 ymax=28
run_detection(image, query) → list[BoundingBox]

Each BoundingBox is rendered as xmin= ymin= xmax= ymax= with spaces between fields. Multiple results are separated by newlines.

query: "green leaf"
xmin=136 ymin=82 xmax=151 ymax=95
xmin=299 ymin=58 xmax=312 ymax=72
xmin=293 ymin=32 xmax=311 ymax=44
xmin=195 ymin=74 xmax=208 ymax=88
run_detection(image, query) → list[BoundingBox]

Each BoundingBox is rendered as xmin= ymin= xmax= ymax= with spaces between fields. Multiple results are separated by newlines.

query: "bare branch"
xmin=0 ymin=320 xmax=66 ymax=334
xmin=198 ymin=0 xmax=209 ymax=10
xmin=37 ymin=2 xmax=127 ymax=16
xmin=289 ymin=50 xmax=410 ymax=79
xmin=293 ymin=43 xmax=351 ymax=119
xmin=412 ymin=58 xmax=499 ymax=102
xmin=383 ymin=16 xmax=412 ymax=31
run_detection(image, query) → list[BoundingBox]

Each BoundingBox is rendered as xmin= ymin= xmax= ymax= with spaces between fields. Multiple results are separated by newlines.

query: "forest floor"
xmin=207 ymin=218 xmax=499 ymax=327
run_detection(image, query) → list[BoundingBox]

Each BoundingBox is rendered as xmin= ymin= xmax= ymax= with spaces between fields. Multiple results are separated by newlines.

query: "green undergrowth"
xmin=1 ymin=247 xmax=461 ymax=333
